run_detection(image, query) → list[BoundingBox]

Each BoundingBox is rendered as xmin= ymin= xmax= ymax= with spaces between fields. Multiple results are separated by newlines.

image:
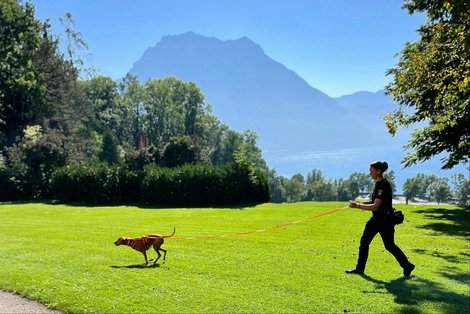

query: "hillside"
xmin=130 ymin=32 xmax=373 ymax=151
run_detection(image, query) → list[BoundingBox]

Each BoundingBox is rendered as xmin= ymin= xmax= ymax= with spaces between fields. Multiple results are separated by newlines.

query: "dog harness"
xmin=126 ymin=236 xmax=149 ymax=250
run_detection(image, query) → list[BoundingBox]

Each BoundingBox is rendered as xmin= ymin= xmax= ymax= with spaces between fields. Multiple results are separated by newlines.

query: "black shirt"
xmin=371 ymin=178 xmax=393 ymax=218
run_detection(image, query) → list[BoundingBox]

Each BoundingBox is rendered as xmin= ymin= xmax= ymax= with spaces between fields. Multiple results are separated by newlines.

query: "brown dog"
xmin=114 ymin=227 xmax=175 ymax=265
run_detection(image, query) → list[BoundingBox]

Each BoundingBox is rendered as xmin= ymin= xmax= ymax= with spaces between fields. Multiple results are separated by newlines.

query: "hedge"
xmin=49 ymin=162 xmax=269 ymax=206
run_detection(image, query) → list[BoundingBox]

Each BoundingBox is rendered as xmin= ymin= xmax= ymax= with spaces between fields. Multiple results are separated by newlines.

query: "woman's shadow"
xmin=360 ymin=274 xmax=468 ymax=312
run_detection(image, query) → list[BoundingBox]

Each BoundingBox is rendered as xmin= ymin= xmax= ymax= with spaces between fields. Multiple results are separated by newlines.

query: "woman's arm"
xmin=349 ymin=199 xmax=383 ymax=212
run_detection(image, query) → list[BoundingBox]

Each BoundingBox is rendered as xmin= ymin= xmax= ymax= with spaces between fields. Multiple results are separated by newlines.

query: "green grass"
xmin=0 ymin=202 xmax=468 ymax=313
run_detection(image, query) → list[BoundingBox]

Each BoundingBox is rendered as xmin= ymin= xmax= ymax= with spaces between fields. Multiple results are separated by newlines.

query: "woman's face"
xmin=369 ymin=166 xmax=381 ymax=181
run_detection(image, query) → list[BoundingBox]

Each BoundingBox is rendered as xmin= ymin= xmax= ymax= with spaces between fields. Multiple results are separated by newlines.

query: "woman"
xmin=346 ymin=161 xmax=415 ymax=277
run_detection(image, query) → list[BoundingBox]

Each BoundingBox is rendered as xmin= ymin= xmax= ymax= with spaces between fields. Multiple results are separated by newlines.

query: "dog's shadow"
xmin=110 ymin=263 xmax=162 ymax=269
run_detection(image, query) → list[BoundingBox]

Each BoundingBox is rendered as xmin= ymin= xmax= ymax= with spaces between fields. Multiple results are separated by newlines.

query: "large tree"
xmin=0 ymin=0 xmax=43 ymax=145
xmin=385 ymin=0 xmax=470 ymax=169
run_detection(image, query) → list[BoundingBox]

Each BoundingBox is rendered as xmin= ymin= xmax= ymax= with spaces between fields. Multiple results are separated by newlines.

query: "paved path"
xmin=0 ymin=291 xmax=60 ymax=314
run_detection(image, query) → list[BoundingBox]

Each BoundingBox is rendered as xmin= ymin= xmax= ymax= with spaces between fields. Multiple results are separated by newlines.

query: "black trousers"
xmin=355 ymin=217 xmax=410 ymax=272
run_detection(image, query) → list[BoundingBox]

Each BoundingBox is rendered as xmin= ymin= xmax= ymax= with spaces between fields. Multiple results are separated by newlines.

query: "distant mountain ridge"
xmin=130 ymin=32 xmax=396 ymax=151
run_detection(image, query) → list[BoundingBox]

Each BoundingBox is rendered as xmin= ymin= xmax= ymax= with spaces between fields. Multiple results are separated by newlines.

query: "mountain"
xmin=335 ymin=90 xmax=411 ymax=145
xmin=130 ymin=32 xmax=373 ymax=151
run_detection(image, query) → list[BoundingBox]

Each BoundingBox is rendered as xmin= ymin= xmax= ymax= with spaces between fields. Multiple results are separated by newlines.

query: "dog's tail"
xmin=163 ymin=226 xmax=176 ymax=238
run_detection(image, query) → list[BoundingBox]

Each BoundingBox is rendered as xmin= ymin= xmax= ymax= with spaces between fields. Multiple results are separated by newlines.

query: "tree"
xmin=284 ymin=173 xmax=306 ymax=203
xmin=348 ymin=172 xmax=373 ymax=197
xmin=1 ymin=0 xmax=44 ymax=145
xmin=450 ymin=173 xmax=470 ymax=206
xmin=267 ymin=169 xmax=287 ymax=203
xmin=403 ymin=177 xmax=420 ymax=204
xmin=385 ymin=0 xmax=470 ymax=169
xmin=210 ymin=127 xmax=243 ymax=165
xmin=5 ymin=125 xmax=68 ymax=198
xmin=305 ymin=169 xmax=337 ymax=201
xmin=306 ymin=169 xmax=324 ymax=185
xmin=429 ymin=177 xmax=452 ymax=204
xmin=162 ymin=136 xmax=198 ymax=167
xmin=335 ymin=178 xmax=352 ymax=201
xmin=99 ymin=130 xmax=121 ymax=165
xmin=414 ymin=173 xmax=433 ymax=199
xmin=310 ymin=180 xmax=337 ymax=202
xmin=233 ymin=130 xmax=269 ymax=175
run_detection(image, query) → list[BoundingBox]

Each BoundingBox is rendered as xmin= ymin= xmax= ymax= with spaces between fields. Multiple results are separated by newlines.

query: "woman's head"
xmin=369 ymin=161 xmax=388 ymax=180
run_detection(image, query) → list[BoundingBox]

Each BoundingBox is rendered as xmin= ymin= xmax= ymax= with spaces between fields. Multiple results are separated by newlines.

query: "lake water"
xmin=263 ymin=145 xmax=469 ymax=194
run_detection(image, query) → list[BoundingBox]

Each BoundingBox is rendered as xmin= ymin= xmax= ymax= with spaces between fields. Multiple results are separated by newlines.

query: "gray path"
xmin=0 ymin=291 xmax=60 ymax=314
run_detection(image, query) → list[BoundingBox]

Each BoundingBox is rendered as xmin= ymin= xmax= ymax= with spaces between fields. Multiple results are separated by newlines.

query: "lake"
xmin=263 ymin=145 xmax=469 ymax=194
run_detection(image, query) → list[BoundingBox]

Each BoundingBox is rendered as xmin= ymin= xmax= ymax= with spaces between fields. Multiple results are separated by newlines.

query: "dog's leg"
xmin=160 ymin=248 xmax=167 ymax=260
xmin=154 ymin=249 xmax=162 ymax=264
xmin=142 ymin=250 xmax=148 ymax=265
xmin=152 ymin=240 xmax=164 ymax=264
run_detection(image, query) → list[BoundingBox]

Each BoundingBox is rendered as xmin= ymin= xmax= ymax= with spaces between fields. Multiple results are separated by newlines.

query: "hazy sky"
xmin=30 ymin=0 xmax=425 ymax=97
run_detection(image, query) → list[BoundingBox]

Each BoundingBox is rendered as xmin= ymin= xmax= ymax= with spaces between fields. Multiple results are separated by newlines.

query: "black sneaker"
xmin=345 ymin=269 xmax=364 ymax=275
xmin=404 ymin=263 xmax=415 ymax=277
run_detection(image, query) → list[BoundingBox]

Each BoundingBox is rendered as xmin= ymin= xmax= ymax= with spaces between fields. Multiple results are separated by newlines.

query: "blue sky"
xmin=30 ymin=0 xmax=425 ymax=97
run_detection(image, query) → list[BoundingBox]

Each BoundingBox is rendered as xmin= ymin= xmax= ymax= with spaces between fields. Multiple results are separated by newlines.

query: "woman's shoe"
xmin=345 ymin=269 xmax=364 ymax=275
xmin=404 ymin=263 xmax=415 ymax=277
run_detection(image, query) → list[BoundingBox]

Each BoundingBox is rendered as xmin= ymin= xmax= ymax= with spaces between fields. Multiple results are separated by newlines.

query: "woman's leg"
xmin=379 ymin=223 xmax=412 ymax=270
xmin=355 ymin=219 xmax=379 ymax=273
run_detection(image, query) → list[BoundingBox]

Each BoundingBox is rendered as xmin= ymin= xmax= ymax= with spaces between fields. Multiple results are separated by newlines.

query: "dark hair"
xmin=370 ymin=161 xmax=388 ymax=173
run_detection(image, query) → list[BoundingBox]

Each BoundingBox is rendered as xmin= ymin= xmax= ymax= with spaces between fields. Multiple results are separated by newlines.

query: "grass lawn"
xmin=0 ymin=202 xmax=469 ymax=313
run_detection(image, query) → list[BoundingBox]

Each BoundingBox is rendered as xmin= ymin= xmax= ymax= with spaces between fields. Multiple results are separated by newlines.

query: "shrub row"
xmin=51 ymin=164 xmax=141 ymax=204
xmin=0 ymin=168 xmax=22 ymax=201
xmin=48 ymin=162 xmax=269 ymax=206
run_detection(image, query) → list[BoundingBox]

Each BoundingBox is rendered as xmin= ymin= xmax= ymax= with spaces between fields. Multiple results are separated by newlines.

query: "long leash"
xmin=166 ymin=205 xmax=349 ymax=241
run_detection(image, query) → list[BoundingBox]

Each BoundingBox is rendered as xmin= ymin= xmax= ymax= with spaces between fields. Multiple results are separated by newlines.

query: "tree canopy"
xmin=385 ymin=0 xmax=470 ymax=169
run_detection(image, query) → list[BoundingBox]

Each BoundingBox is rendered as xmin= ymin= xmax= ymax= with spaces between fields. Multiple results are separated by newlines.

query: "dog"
xmin=114 ymin=227 xmax=175 ymax=265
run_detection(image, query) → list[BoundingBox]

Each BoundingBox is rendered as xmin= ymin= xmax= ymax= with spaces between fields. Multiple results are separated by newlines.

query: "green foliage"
xmin=403 ymin=178 xmax=421 ymax=204
xmin=99 ymin=129 xmax=121 ymax=164
xmin=283 ymin=173 xmax=306 ymax=203
xmin=51 ymin=162 xmax=140 ymax=204
xmin=451 ymin=173 xmax=470 ymax=206
xmin=402 ymin=173 xmax=456 ymax=204
xmin=0 ymin=166 xmax=23 ymax=201
xmin=0 ymin=0 xmax=43 ymax=144
xmin=141 ymin=163 xmax=269 ymax=206
xmin=267 ymin=169 xmax=286 ymax=203
xmin=385 ymin=0 xmax=470 ymax=169
xmin=50 ymin=162 xmax=269 ymax=206
xmin=2 ymin=125 xmax=68 ymax=199
xmin=162 ymin=136 xmax=198 ymax=167
xmin=429 ymin=177 xmax=452 ymax=205
xmin=348 ymin=172 xmax=374 ymax=196
xmin=78 ymin=76 xmax=122 ymax=135
xmin=269 ymin=169 xmax=397 ymax=203
xmin=123 ymin=145 xmax=160 ymax=171
xmin=335 ymin=178 xmax=353 ymax=201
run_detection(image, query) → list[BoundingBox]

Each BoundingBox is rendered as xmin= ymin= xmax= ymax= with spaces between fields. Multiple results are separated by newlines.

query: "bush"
xmin=51 ymin=163 xmax=140 ymax=204
xmin=51 ymin=162 xmax=269 ymax=206
xmin=141 ymin=163 xmax=270 ymax=206
xmin=0 ymin=167 xmax=23 ymax=201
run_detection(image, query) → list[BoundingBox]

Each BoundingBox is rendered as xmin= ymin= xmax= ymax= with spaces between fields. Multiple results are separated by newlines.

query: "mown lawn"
xmin=0 ymin=202 xmax=468 ymax=313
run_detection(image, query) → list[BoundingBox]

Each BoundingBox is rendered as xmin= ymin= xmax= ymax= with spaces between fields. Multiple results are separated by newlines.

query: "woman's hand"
xmin=349 ymin=200 xmax=358 ymax=208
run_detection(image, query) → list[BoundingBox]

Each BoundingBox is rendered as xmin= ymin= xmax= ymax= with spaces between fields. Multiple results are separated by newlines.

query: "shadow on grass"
xmin=414 ymin=206 xmax=470 ymax=237
xmin=110 ymin=263 xmax=162 ymax=269
xmin=411 ymin=248 xmax=469 ymax=264
xmin=361 ymin=275 xmax=469 ymax=313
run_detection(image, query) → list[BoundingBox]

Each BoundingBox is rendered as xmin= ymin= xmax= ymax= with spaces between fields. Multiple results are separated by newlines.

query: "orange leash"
xmin=167 ymin=206 xmax=349 ymax=241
